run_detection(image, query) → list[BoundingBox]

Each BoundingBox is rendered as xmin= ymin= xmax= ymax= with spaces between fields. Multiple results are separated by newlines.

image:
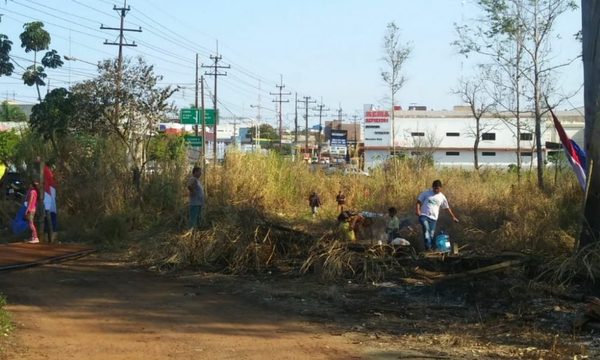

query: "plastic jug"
xmin=435 ymin=231 xmax=451 ymax=253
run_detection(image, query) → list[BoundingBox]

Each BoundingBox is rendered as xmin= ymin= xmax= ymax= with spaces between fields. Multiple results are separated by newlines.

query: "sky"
xmin=0 ymin=0 xmax=583 ymax=129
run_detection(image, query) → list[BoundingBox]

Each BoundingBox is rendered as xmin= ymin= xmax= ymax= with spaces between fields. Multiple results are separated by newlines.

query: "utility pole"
xmin=201 ymin=75 xmax=206 ymax=168
xmin=352 ymin=114 xmax=360 ymax=159
xmin=202 ymin=43 xmax=230 ymax=166
xmin=270 ymin=75 xmax=291 ymax=149
xmin=301 ymin=96 xmax=317 ymax=158
xmin=313 ymin=99 xmax=329 ymax=160
xmin=195 ymin=53 xmax=199 ymax=137
xmin=231 ymin=117 xmax=239 ymax=147
xmin=101 ymin=0 xmax=142 ymax=123
xmin=250 ymin=81 xmax=262 ymax=151
xmin=294 ymin=92 xmax=298 ymax=145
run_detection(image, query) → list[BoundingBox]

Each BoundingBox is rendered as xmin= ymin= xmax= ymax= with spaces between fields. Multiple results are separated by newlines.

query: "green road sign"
xmin=184 ymin=135 xmax=202 ymax=147
xmin=180 ymin=108 xmax=219 ymax=126
xmin=180 ymin=108 xmax=197 ymax=125
xmin=199 ymin=108 xmax=218 ymax=126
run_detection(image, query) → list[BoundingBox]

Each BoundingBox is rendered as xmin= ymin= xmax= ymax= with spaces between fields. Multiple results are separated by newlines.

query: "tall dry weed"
xmin=41 ymin=139 xmax=585 ymax=280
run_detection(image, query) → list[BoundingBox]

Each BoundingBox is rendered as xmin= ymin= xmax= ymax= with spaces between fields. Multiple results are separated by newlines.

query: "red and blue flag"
xmin=550 ymin=108 xmax=587 ymax=191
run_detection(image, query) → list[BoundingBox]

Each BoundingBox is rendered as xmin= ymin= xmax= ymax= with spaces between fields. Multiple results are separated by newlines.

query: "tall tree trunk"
xmin=533 ymin=2 xmax=544 ymax=190
xmin=580 ymin=0 xmax=600 ymax=248
xmin=474 ymin=117 xmax=480 ymax=170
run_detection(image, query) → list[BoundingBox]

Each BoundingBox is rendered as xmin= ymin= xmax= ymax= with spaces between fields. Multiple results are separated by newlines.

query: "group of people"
xmin=21 ymin=159 xmax=58 ymax=244
xmin=308 ymin=179 xmax=459 ymax=251
xmin=184 ymin=166 xmax=459 ymax=252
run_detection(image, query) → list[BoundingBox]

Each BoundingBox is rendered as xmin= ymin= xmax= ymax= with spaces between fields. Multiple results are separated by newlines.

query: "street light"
xmin=250 ymin=104 xmax=278 ymax=151
xmin=63 ymin=55 xmax=99 ymax=67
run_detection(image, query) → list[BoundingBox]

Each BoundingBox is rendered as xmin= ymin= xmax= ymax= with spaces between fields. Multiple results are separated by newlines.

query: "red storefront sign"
xmin=365 ymin=110 xmax=389 ymax=123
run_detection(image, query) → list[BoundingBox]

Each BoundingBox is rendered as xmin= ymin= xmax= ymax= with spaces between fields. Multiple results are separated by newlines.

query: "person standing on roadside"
xmin=187 ymin=166 xmax=205 ymax=230
xmin=43 ymin=160 xmax=58 ymax=234
xmin=415 ymin=179 xmax=459 ymax=251
xmin=25 ymin=180 xmax=40 ymax=243
xmin=335 ymin=190 xmax=346 ymax=213
xmin=308 ymin=191 xmax=322 ymax=217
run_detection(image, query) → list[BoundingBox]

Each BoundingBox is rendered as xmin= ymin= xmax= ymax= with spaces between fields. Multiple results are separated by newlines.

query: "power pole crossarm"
xmin=300 ymin=96 xmax=317 ymax=158
xmin=270 ymin=75 xmax=291 ymax=149
xmin=201 ymin=43 xmax=230 ymax=166
xmin=312 ymin=100 xmax=330 ymax=160
xmin=101 ymin=0 xmax=142 ymax=124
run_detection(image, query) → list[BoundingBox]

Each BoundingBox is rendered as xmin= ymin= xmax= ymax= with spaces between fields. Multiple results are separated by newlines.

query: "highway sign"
xmin=184 ymin=135 xmax=202 ymax=147
xmin=180 ymin=108 xmax=197 ymax=125
xmin=200 ymin=108 xmax=218 ymax=126
xmin=180 ymin=108 xmax=218 ymax=126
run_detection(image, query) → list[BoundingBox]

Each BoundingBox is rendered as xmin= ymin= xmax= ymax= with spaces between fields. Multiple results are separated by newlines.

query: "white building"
xmin=363 ymin=107 xmax=584 ymax=169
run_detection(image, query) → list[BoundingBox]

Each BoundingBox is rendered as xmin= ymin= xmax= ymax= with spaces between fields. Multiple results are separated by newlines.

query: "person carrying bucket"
xmin=415 ymin=179 xmax=459 ymax=251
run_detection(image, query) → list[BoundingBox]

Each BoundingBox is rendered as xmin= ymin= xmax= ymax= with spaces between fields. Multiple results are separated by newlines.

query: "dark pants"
xmin=189 ymin=205 xmax=202 ymax=229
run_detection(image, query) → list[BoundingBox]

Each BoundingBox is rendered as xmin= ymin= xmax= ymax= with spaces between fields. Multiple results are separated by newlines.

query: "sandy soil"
xmin=0 ymin=253 xmax=369 ymax=360
xmin=1 ymin=252 xmax=599 ymax=360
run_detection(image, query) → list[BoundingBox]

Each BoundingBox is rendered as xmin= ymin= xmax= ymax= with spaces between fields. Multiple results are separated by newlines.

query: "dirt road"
xmin=0 ymin=253 xmax=368 ymax=360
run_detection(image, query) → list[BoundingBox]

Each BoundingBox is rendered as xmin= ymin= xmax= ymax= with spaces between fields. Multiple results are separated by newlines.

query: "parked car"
xmin=343 ymin=167 xmax=370 ymax=177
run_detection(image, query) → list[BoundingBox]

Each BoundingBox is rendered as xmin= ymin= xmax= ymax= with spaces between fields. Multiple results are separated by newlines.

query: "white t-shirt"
xmin=417 ymin=189 xmax=449 ymax=221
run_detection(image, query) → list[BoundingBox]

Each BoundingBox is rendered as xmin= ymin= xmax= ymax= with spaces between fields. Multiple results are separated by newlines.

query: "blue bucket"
xmin=435 ymin=232 xmax=451 ymax=253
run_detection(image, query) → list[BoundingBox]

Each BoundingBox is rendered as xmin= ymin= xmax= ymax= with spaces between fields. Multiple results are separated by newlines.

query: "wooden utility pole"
xmin=270 ymin=75 xmax=291 ymax=149
xmin=101 ymin=0 xmax=141 ymax=123
xmin=580 ymin=0 xmax=600 ymax=249
xmin=195 ymin=53 xmax=199 ymax=137
xmin=313 ymin=99 xmax=329 ymax=160
xmin=301 ymin=96 xmax=316 ymax=157
xmin=294 ymin=92 xmax=299 ymax=145
xmin=352 ymin=114 xmax=360 ymax=158
xmin=201 ymin=75 xmax=206 ymax=166
xmin=202 ymin=44 xmax=229 ymax=166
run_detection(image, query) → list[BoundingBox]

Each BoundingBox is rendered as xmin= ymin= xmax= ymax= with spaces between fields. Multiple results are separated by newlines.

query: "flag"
xmin=550 ymin=108 xmax=587 ymax=191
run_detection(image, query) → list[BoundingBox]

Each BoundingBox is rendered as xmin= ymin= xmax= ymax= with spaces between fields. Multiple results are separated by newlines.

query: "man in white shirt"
xmin=415 ymin=179 xmax=459 ymax=251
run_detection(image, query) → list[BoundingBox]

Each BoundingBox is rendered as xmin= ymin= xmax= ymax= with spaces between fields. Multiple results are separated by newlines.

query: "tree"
xmin=74 ymin=57 xmax=178 ymax=191
xmin=0 ymin=130 xmax=20 ymax=166
xmin=381 ymin=22 xmax=411 ymax=155
xmin=453 ymin=73 xmax=496 ymax=170
xmin=0 ymin=101 xmax=27 ymax=122
xmin=19 ymin=22 xmax=63 ymax=101
xmin=455 ymin=0 xmax=578 ymax=189
xmin=580 ymin=0 xmax=600 ymax=249
xmin=0 ymin=34 xmax=14 ymax=76
xmin=29 ymin=88 xmax=78 ymax=152
xmin=248 ymin=123 xmax=278 ymax=144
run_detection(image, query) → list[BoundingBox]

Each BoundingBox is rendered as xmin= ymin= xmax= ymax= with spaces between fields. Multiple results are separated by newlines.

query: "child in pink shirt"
xmin=25 ymin=180 xmax=39 ymax=243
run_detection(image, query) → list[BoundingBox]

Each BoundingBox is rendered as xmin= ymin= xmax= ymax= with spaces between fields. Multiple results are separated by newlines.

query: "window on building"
xmin=446 ymin=132 xmax=460 ymax=137
xmin=411 ymin=132 xmax=425 ymax=137
xmin=410 ymin=151 xmax=423 ymax=156
xmin=482 ymin=132 xmax=496 ymax=141
xmin=521 ymin=152 xmax=533 ymax=157
xmin=520 ymin=132 xmax=533 ymax=141
xmin=481 ymin=152 xmax=496 ymax=156
xmin=446 ymin=151 xmax=460 ymax=156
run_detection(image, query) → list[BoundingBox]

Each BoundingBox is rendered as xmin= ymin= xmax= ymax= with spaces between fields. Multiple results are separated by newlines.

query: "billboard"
xmin=364 ymin=110 xmax=390 ymax=147
xmin=330 ymin=129 xmax=348 ymax=146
